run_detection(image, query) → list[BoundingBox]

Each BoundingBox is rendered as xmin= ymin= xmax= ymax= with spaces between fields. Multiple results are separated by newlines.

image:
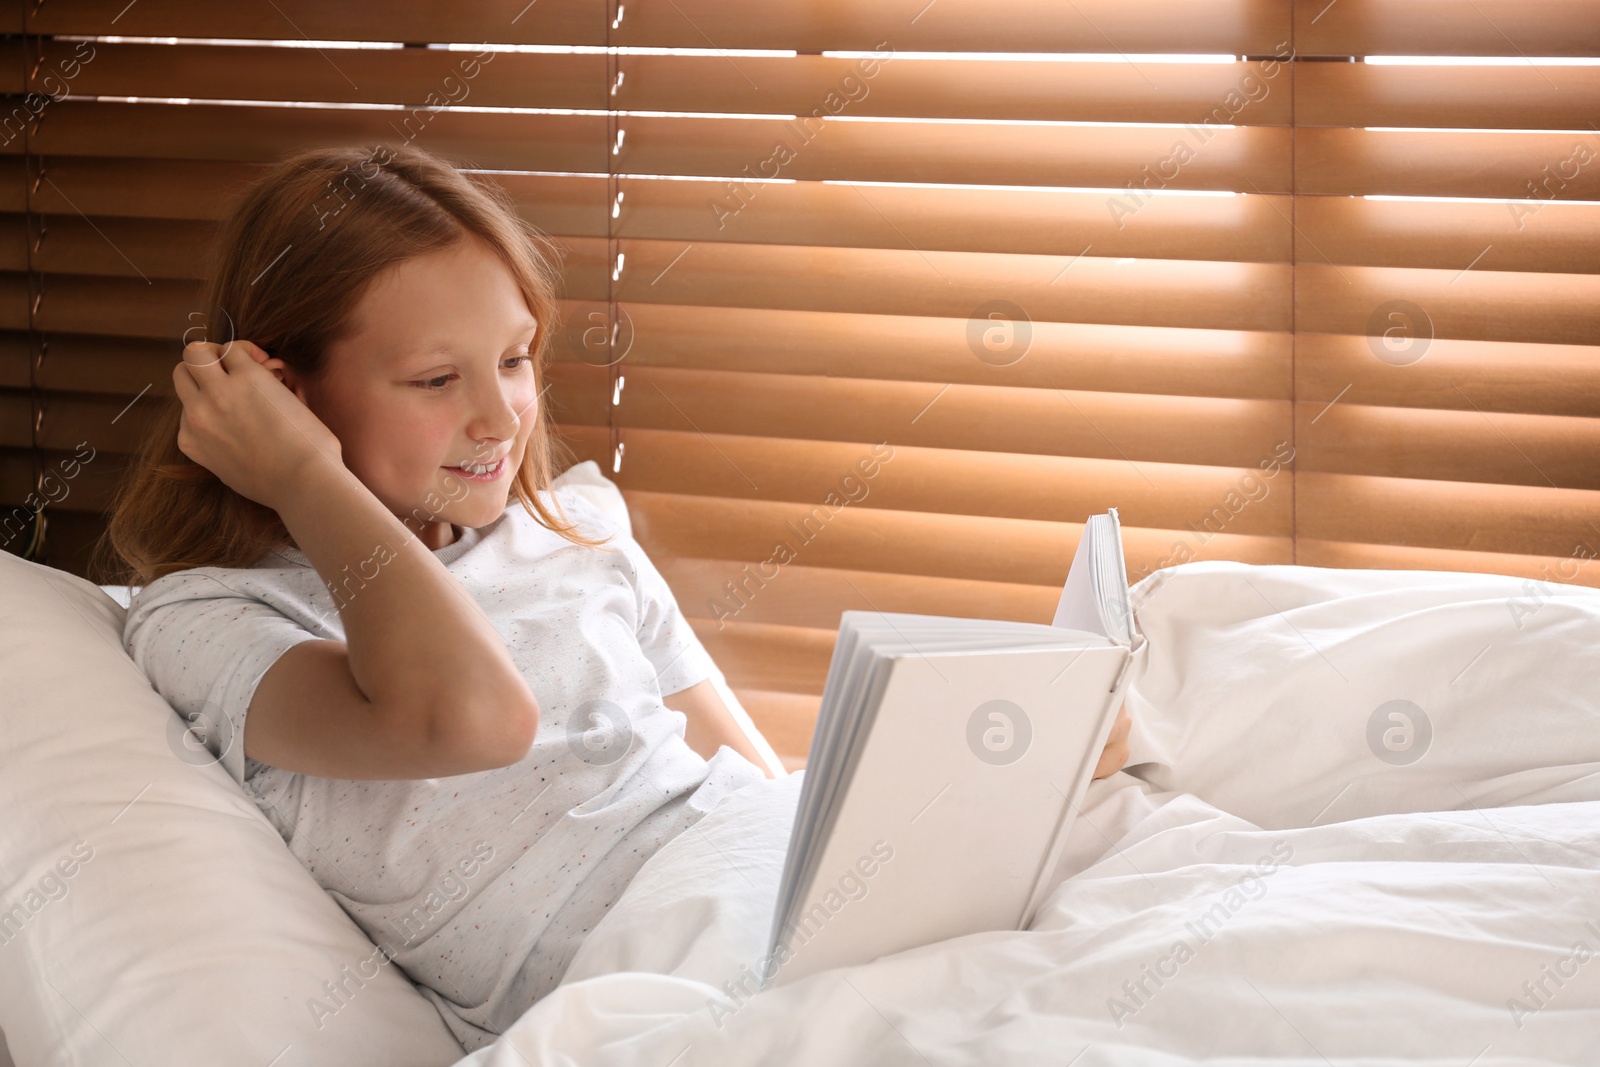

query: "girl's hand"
xmin=171 ymin=339 xmax=345 ymax=514
xmin=1092 ymin=699 xmax=1132 ymax=780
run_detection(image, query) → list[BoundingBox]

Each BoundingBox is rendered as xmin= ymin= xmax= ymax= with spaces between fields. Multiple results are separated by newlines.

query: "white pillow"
xmin=0 ymin=553 xmax=468 ymax=1065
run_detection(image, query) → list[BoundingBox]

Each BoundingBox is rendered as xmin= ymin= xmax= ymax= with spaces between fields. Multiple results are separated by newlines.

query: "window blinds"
xmin=1 ymin=1 xmax=1594 ymax=765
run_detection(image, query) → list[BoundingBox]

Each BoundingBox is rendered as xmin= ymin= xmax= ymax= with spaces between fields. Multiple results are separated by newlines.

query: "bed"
xmin=4 ymin=471 xmax=1598 ymax=1064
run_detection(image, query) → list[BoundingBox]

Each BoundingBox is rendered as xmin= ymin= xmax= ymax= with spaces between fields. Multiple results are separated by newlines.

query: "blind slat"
xmin=551 ymin=364 xmax=1294 ymax=470
xmin=22 ymin=161 xmax=1297 ymax=263
xmin=1295 ymin=196 xmax=1600 ymax=274
xmin=35 ymin=41 xmax=603 ymax=112
xmin=1297 ymin=333 xmax=1600 ymax=420
xmin=1297 ymin=539 xmax=1600 ymax=589
xmin=32 ymin=41 xmax=1299 ymax=126
xmin=20 ymin=157 xmax=262 ymax=220
xmin=555 ymin=302 xmax=1292 ymax=399
xmin=9 ymin=393 xmax=154 ymax=455
xmin=1297 ymin=264 xmax=1600 ymax=347
xmin=1297 ymin=471 xmax=1600 ymax=561
xmin=0 ymin=214 xmax=27 ymax=273
xmin=560 ymin=423 xmax=1295 ymax=534
xmin=623 ymin=487 xmax=1291 ymax=587
xmin=1298 ymin=129 xmax=1600 ymax=200
xmin=18 ymin=102 xmax=610 ymax=172
xmin=25 ymin=217 xmax=213 ymax=280
xmin=564 ymin=239 xmax=1295 ymax=331
xmin=0 ymin=332 xmax=30 ymax=390
xmin=2 ymin=295 xmax=1296 ymax=402
xmin=17 ymin=334 xmax=177 ymax=399
xmin=19 ymin=102 xmax=1295 ymax=193
xmin=616 ymin=0 xmax=1290 ymax=53
xmin=10 ymin=306 xmax=1293 ymax=403
xmin=20 ymin=275 xmax=200 ymax=338
xmin=33 ymin=0 xmax=1293 ymax=53
xmin=1294 ymin=0 xmax=1600 ymax=58
xmin=600 ymin=181 xmax=1291 ymax=262
xmin=28 ymin=0 xmax=603 ymax=45
xmin=0 ymin=157 xmax=24 ymax=212
xmin=1299 ymin=402 xmax=1600 ymax=490
xmin=1298 ymin=62 xmax=1600 ymax=131
xmin=0 ymin=39 xmax=23 ymax=96
xmin=659 ymin=557 xmax=1060 ymax=630
xmin=690 ymin=618 xmax=837 ymax=696
xmin=0 ymin=445 xmax=127 ymax=514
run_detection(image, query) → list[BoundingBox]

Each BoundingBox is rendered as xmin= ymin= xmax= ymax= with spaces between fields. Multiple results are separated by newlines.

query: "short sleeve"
xmin=557 ymin=488 xmax=718 ymax=697
xmin=123 ymin=568 xmax=322 ymax=792
xmin=628 ymin=537 xmax=718 ymax=695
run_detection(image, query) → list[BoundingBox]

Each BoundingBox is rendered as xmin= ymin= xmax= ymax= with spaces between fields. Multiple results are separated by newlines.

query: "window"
xmin=3 ymin=1 xmax=1595 ymax=764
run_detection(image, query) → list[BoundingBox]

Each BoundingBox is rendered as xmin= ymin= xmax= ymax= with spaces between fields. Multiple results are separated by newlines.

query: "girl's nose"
xmin=471 ymin=378 xmax=532 ymax=442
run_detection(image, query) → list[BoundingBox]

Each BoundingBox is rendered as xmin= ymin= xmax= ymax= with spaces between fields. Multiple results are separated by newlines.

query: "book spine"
xmin=1109 ymin=642 xmax=1137 ymax=693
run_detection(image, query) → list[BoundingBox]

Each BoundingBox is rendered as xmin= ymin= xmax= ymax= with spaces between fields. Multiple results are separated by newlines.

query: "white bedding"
xmin=452 ymin=560 xmax=1600 ymax=1066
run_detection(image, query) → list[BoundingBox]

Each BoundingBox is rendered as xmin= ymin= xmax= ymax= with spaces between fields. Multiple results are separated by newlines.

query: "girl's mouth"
xmin=443 ymin=457 xmax=508 ymax=482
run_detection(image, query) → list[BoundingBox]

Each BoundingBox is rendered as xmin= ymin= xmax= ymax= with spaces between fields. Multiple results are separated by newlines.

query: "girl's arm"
xmin=663 ymin=679 xmax=777 ymax=778
xmin=665 ymin=685 xmax=1129 ymax=782
xmin=173 ymin=340 xmax=540 ymax=778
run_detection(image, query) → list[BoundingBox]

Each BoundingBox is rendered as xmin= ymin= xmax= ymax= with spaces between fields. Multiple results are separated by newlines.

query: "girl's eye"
xmin=413 ymin=354 xmax=532 ymax=392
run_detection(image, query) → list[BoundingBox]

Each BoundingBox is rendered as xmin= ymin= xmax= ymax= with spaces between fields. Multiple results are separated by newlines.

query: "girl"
xmin=106 ymin=142 xmax=1132 ymax=1051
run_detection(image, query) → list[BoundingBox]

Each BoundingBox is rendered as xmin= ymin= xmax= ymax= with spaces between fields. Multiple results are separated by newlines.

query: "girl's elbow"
xmin=509 ymin=695 xmax=540 ymax=760
xmin=467 ymin=690 xmax=540 ymax=770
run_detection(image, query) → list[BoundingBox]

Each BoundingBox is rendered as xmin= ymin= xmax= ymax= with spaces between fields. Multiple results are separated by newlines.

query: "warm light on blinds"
xmin=2 ymin=1 xmax=1596 ymax=766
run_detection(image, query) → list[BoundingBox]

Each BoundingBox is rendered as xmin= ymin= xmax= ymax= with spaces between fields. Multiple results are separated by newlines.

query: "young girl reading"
xmin=107 ymin=142 xmax=1131 ymax=1050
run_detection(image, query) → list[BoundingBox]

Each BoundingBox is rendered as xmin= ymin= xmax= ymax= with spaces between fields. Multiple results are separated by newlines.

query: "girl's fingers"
xmin=182 ymin=340 xmax=273 ymax=384
xmin=216 ymin=339 xmax=269 ymax=370
xmin=1093 ymin=706 xmax=1132 ymax=779
xmin=171 ymin=359 xmax=197 ymax=401
xmin=181 ymin=341 xmax=225 ymax=373
xmin=1106 ymin=705 xmax=1131 ymax=744
xmin=224 ymin=338 xmax=271 ymax=364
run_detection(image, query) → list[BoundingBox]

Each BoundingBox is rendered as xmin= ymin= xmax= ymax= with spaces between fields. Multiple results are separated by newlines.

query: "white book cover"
xmin=762 ymin=509 xmax=1148 ymax=988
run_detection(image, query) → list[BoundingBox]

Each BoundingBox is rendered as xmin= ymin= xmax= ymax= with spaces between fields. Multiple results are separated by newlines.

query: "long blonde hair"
xmin=97 ymin=142 xmax=609 ymax=586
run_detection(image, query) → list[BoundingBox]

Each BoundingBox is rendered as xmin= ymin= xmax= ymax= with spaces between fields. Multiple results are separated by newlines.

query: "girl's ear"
xmin=264 ymin=357 xmax=313 ymax=405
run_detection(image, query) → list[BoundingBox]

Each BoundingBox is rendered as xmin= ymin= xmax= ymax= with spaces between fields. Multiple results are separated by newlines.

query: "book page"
xmin=1054 ymin=509 xmax=1136 ymax=647
xmin=1094 ymin=508 xmax=1133 ymax=646
xmin=1052 ymin=515 xmax=1105 ymax=637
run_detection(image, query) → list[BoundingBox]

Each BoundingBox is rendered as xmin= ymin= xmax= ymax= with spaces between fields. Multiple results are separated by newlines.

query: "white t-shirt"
xmin=121 ymin=488 xmax=765 ymax=1051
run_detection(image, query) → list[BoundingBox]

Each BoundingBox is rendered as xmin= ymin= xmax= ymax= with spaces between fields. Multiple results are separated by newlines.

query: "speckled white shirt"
xmin=121 ymin=488 xmax=765 ymax=1051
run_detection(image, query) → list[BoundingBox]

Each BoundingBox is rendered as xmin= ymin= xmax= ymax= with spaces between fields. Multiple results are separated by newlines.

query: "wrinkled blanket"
xmin=455 ymin=561 xmax=1600 ymax=1066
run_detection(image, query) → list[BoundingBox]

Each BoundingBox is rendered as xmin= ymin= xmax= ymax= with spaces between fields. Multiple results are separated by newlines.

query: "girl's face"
xmin=283 ymin=236 xmax=541 ymax=550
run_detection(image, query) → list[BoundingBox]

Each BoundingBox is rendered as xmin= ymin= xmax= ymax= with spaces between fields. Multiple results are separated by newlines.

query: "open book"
xmin=762 ymin=507 xmax=1148 ymax=989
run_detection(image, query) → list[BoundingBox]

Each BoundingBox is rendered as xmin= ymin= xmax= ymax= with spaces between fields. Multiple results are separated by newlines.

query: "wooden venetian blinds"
xmin=0 ymin=2 xmax=1595 ymax=764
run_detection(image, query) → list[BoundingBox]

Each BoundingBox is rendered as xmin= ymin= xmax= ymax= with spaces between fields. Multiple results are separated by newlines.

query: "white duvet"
xmin=454 ymin=560 xmax=1600 ymax=1066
